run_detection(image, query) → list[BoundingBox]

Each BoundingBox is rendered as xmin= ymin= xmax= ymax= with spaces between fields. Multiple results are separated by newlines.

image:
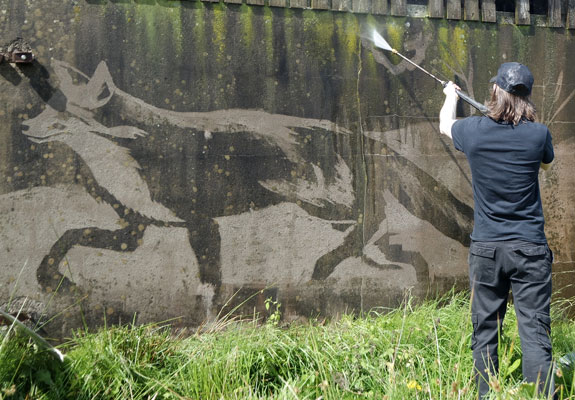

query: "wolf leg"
xmin=188 ymin=216 xmax=222 ymax=287
xmin=36 ymin=225 xmax=147 ymax=293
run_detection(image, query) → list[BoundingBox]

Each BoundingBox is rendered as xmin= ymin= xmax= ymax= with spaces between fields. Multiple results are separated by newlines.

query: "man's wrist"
xmin=445 ymin=92 xmax=459 ymax=102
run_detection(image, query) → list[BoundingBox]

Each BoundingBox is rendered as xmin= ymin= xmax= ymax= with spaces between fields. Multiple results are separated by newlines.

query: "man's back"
xmin=452 ymin=116 xmax=553 ymax=243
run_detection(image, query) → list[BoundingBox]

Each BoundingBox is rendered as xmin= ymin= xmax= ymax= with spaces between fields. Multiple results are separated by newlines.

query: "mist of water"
xmin=371 ymin=30 xmax=392 ymax=51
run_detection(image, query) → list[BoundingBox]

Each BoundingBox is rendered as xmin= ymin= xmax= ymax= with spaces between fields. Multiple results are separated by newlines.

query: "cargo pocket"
xmin=471 ymin=314 xmax=478 ymax=350
xmin=469 ymin=243 xmax=496 ymax=284
xmin=512 ymin=244 xmax=550 ymax=282
xmin=536 ymin=313 xmax=552 ymax=351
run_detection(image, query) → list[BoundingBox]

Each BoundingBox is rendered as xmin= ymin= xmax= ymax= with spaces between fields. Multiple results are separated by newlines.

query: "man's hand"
xmin=439 ymin=81 xmax=461 ymax=139
xmin=443 ymin=81 xmax=461 ymax=98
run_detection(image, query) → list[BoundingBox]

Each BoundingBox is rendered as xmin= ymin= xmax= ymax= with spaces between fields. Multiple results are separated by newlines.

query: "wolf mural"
xmin=9 ymin=58 xmax=474 ymax=321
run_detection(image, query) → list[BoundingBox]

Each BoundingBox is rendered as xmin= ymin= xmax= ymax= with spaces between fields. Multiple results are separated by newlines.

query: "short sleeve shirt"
xmin=452 ymin=116 xmax=554 ymax=243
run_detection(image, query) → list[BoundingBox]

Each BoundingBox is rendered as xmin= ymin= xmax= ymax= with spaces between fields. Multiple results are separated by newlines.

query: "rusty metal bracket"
xmin=0 ymin=38 xmax=35 ymax=64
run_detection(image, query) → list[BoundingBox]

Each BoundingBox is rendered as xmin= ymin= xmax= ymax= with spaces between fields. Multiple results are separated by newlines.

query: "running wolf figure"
xmin=21 ymin=60 xmax=472 ymax=298
xmin=21 ymin=60 xmax=363 ymax=295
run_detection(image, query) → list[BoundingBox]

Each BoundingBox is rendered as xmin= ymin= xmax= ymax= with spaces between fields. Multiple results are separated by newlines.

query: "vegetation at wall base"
xmin=1 ymin=291 xmax=575 ymax=399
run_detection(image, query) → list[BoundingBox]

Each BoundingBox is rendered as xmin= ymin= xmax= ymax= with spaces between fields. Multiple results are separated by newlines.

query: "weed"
xmin=1 ymin=291 xmax=574 ymax=399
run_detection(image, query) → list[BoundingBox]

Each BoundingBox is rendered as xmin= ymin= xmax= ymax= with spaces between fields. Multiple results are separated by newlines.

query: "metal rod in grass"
xmin=0 ymin=308 xmax=65 ymax=362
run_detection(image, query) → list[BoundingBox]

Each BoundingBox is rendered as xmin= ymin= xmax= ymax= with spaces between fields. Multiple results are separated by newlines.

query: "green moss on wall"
xmin=543 ymin=28 xmax=559 ymax=78
xmin=192 ymin=3 xmax=207 ymax=59
xmin=303 ymin=10 xmax=335 ymax=65
xmin=239 ymin=4 xmax=255 ymax=50
xmin=283 ymin=7 xmax=295 ymax=58
xmin=212 ymin=3 xmax=227 ymax=63
xmin=478 ymin=25 xmax=499 ymax=79
xmin=263 ymin=7 xmax=274 ymax=63
xmin=436 ymin=21 xmax=468 ymax=77
xmin=364 ymin=14 xmax=378 ymax=78
xmin=512 ymin=25 xmax=531 ymax=62
xmin=131 ymin=4 xmax=184 ymax=57
xmin=385 ymin=18 xmax=404 ymax=51
xmin=335 ymin=13 xmax=359 ymax=69
xmin=437 ymin=20 xmax=449 ymax=70
xmin=381 ymin=17 xmax=407 ymax=66
xmin=263 ymin=7 xmax=276 ymax=111
xmin=452 ymin=24 xmax=468 ymax=69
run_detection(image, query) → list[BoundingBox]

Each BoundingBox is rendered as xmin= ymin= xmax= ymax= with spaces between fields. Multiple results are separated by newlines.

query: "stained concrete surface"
xmin=0 ymin=1 xmax=574 ymax=336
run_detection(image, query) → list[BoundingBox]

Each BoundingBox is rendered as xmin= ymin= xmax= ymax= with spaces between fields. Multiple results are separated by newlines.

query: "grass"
xmin=1 ymin=290 xmax=575 ymax=399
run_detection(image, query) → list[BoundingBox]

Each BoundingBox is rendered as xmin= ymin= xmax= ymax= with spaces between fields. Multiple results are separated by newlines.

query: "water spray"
xmin=372 ymin=30 xmax=488 ymax=115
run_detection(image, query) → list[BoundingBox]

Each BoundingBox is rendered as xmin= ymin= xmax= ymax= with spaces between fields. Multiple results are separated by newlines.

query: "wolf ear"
xmin=52 ymin=60 xmax=116 ymax=110
xmin=84 ymin=61 xmax=116 ymax=110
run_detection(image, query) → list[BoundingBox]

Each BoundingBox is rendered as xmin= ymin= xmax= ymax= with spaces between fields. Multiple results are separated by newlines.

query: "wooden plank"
xmin=481 ymin=0 xmax=496 ymax=22
xmin=311 ymin=0 xmax=330 ymax=9
xmin=225 ymin=0 xmax=243 ymax=4
xmin=246 ymin=0 xmax=264 ymax=5
xmin=331 ymin=0 xmax=350 ymax=11
xmin=464 ymin=0 xmax=479 ymax=20
xmin=447 ymin=0 xmax=461 ymax=19
xmin=390 ymin=0 xmax=406 ymax=16
xmin=290 ymin=0 xmax=308 ymax=7
xmin=515 ymin=0 xmax=530 ymax=24
xmin=371 ymin=0 xmax=387 ymax=14
xmin=352 ymin=0 xmax=370 ymax=13
xmin=269 ymin=0 xmax=287 ymax=6
xmin=548 ymin=0 xmax=563 ymax=27
xmin=567 ymin=0 xmax=575 ymax=29
xmin=428 ymin=0 xmax=443 ymax=18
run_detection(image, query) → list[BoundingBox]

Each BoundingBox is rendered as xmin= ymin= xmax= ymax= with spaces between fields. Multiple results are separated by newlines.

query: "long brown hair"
xmin=487 ymin=84 xmax=537 ymax=125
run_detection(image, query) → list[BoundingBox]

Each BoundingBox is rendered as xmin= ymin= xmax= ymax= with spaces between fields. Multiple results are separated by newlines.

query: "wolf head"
xmin=22 ymin=61 xmax=147 ymax=142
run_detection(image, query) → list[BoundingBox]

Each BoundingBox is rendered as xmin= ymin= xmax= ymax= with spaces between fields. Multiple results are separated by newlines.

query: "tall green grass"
xmin=1 ymin=291 xmax=575 ymax=399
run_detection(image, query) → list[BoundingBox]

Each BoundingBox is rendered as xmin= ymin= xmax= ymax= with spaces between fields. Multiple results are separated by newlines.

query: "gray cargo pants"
xmin=469 ymin=239 xmax=554 ymax=399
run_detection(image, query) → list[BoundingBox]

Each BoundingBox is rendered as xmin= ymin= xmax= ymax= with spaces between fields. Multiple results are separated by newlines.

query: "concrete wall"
xmin=1 ymin=0 xmax=574 ymax=336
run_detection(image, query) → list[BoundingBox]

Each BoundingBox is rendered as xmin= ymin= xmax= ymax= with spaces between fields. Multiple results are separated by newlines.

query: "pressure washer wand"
xmin=372 ymin=30 xmax=488 ymax=115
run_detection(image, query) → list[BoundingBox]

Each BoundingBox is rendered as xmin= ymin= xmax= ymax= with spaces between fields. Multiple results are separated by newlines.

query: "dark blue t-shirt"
xmin=452 ymin=116 xmax=554 ymax=243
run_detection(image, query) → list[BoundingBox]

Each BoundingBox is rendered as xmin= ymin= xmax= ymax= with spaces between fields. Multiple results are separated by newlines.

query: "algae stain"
xmin=283 ymin=7 xmax=295 ymax=57
xmin=303 ymin=10 xmax=335 ymax=64
xmin=437 ymin=22 xmax=468 ymax=75
xmin=542 ymin=28 xmax=560 ymax=81
xmin=192 ymin=3 xmax=207 ymax=56
xmin=263 ymin=6 xmax=274 ymax=62
xmin=384 ymin=17 xmax=406 ymax=65
xmin=133 ymin=5 xmax=158 ymax=50
xmin=342 ymin=13 xmax=359 ymax=57
xmin=385 ymin=18 xmax=405 ymax=50
xmin=263 ymin=7 xmax=276 ymax=112
xmin=364 ymin=15 xmax=378 ymax=78
xmin=211 ymin=3 xmax=229 ymax=107
xmin=239 ymin=4 xmax=255 ymax=49
xmin=512 ymin=25 xmax=530 ymax=61
xmin=452 ymin=24 xmax=468 ymax=68
xmin=334 ymin=13 xmax=361 ymax=117
xmin=132 ymin=4 xmax=184 ymax=57
xmin=335 ymin=13 xmax=359 ymax=68
xmin=437 ymin=22 xmax=451 ymax=76
xmin=170 ymin=7 xmax=184 ymax=57
xmin=212 ymin=3 xmax=227 ymax=63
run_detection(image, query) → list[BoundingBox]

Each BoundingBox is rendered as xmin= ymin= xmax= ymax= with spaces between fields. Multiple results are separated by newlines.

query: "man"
xmin=439 ymin=62 xmax=555 ymax=398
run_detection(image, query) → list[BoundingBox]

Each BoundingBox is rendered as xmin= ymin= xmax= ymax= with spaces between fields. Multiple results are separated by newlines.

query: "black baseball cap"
xmin=490 ymin=62 xmax=534 ymax=96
